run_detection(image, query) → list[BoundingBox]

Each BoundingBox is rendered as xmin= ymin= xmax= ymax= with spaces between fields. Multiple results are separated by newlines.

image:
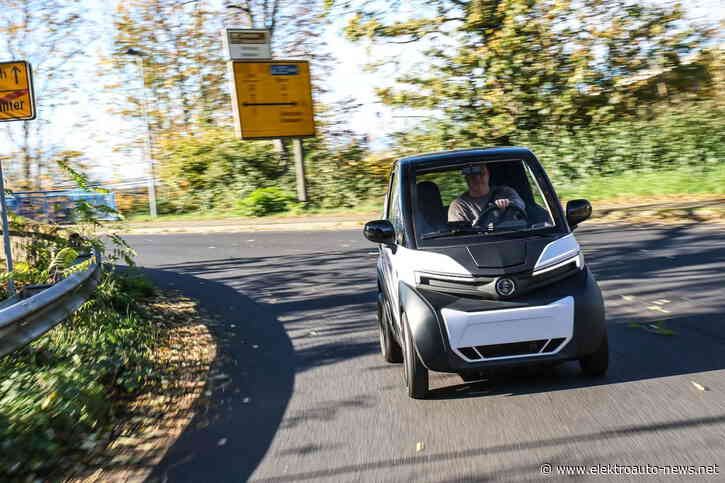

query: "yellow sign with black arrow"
xmin=229 ymin=60 xmax=315 ymax=139
xmin=0 ymin=60 xmax=36 ymax=122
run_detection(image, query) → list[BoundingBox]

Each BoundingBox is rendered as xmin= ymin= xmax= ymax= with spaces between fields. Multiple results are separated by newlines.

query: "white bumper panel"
xmin=441 ymin=296 xmax=574 ymax=361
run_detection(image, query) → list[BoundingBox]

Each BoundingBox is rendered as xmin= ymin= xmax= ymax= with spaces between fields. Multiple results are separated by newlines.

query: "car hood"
xmin=421 ymin=234 xmax=578 ymax=276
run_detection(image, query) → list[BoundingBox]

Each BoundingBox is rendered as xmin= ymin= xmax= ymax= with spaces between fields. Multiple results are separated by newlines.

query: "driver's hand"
xmin=494 ymin=198 xmax=510 ymax=209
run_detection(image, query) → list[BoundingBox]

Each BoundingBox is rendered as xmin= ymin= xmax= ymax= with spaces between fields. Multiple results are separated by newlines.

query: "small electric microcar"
xmin=364 ymin=147 xmax=608 ymax=399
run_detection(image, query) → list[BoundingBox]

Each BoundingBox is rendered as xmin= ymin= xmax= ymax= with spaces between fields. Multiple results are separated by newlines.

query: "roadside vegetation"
xmin=96 ymin=1 xmax=721 ymax=222
xmin=0 ymin=270 xmax=158 ymax=479
xmin=0 ymin=166 xmax=213 ymax=481
xmin=2 ymin=1 xmax=722 ymax=218
xmin=122 ymin=104 xmax=724 ymax=222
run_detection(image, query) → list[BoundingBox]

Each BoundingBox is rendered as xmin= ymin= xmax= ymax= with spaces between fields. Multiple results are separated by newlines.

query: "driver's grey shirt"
xmin=448 ymin=186 xmax=526 ymax=224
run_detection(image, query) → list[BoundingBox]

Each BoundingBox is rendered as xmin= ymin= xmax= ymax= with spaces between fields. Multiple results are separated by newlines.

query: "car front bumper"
xmin=399 ymin=267 xmax=606 ymax=373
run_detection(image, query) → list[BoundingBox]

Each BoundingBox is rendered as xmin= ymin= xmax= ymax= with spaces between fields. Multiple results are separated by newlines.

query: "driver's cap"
xmin=461 ymin=163 xmax=486 ymax=175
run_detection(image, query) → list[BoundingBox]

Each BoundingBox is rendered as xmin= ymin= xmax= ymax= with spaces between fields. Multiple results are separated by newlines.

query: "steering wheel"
xmin=473 ymin=202 xmax=527 ymax=230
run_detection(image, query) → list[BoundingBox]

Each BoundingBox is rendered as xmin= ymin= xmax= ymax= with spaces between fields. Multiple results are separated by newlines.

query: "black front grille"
xmin=475 ymin=339 xmax=548 ymax=358
xmin=418 ymin=260 xmax=579 ymax=300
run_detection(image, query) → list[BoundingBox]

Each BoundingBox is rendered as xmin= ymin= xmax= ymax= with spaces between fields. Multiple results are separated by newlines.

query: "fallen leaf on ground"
xmin=416 ymin=442 xmax=425 ymax=452
xmin=691 ymin=381 xmax=707 ymax=392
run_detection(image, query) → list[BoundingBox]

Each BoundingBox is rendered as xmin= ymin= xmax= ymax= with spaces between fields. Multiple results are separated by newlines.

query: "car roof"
xmin=398 ymin=146 xmax=534 ymax=169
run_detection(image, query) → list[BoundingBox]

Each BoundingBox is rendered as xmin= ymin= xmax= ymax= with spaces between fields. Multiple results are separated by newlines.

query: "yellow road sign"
xmin=230 ymin=60 xmax=315 ymax=139
xmin=0 ymin=61 xmax=35 ymax=122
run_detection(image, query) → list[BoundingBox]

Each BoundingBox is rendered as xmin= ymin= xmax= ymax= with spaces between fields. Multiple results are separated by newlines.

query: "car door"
xmin=380 ymin=165 xmax=403 ymax=332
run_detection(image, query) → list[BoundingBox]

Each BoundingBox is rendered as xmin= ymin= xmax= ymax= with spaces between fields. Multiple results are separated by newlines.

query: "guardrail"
xmin=0 ymin=247 xmax=102 ymax=357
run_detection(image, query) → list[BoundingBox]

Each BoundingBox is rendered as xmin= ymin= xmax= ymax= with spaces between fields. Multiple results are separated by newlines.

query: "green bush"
xmin=158 ymin=129 xmax=291 ymax=213
xmin=235 ymin=187 xmax=297 ymax=216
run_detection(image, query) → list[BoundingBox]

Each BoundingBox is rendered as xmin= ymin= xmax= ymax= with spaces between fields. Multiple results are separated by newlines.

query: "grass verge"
xmin=555 ymin=165 xmax=725 ymax=201
xmin=0 ymin=270 xmax=216 ymax=481
xmin=123 ymin=198 xmax=384 ymax=223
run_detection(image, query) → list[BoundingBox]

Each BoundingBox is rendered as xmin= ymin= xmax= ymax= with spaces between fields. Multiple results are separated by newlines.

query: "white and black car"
xmin=364 ymin=147 xmax=608 ymax=399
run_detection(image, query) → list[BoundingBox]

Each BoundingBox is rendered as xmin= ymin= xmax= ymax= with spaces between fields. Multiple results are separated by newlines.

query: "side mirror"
xmin=566 ymin=199 xmax=592 ymax=229
xmin=363 ymin=220 xmax=395 ymax=245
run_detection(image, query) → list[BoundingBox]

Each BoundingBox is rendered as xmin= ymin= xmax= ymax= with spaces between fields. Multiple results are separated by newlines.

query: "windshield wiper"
xmin=420 ymin=227 xmax=489 ymax=240
xmin=421 ymin=226 xmax=553 ymax=240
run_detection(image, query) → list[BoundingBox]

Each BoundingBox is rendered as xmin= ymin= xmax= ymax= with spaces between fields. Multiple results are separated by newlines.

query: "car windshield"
xmin=413 ymin=159 xmax=557 ymax=243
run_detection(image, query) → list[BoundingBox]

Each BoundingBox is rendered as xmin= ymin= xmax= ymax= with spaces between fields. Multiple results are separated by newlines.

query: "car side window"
xmin=386 ymin=167 xmax=403 ymax=242
xmin=523 ymin=162 xmax=554 ymax=225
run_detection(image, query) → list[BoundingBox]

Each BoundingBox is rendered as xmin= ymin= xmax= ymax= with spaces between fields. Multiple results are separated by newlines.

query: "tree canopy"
xmin=340 ymin=0 xmax=714 ymax=144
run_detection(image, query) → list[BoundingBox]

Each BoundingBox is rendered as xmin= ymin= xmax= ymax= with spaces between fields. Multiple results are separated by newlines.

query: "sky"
xmin=1 ymin=0 xmax=723 ymax=186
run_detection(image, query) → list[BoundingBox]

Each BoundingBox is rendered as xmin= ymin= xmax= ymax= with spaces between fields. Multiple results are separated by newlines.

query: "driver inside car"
xmin=448 ymin=163 xmax=526 ymax=226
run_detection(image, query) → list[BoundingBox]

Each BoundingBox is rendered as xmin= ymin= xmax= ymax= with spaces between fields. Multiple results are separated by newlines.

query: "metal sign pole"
xmin=136 ymin=56 xmax=158 ymax=218
xmin=292 ymin=138 xmax=307 ymax=202
xmin=0 ymin=159 xmax=16 ymax=297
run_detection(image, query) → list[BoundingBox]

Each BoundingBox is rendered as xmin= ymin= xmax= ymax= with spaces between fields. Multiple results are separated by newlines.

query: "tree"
xmin=339 ymin=0 xmax=714 ymax=145
xmin=0 ymin=0 xmax=88 ymax=190
xmin=110 ymin=0 xmax=230 ymax=137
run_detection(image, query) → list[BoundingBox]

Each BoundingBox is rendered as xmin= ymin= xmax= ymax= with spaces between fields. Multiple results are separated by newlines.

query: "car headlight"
xmin=532 ymin=251 xmax=584 ymax=277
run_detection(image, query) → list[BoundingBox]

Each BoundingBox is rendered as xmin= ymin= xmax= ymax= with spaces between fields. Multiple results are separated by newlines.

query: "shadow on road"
xmin=137 ymin=269 xmax=295 ymax=483
xmin=156 ymin=247 xmax=381 ymax=375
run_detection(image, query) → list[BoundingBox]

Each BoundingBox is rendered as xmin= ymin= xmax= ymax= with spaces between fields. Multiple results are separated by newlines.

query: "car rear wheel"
xmin=579 ymin=333 xmax=609 ymax=377
xmin=378 ymin=300 xmax=402 ymax=363
xmin=402 ymin=314 xmax=429 ymax=399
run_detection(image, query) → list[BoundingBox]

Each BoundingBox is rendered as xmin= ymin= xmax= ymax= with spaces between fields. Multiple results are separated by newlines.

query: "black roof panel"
xmin=399 ymin=147 xmax=534 ymax=168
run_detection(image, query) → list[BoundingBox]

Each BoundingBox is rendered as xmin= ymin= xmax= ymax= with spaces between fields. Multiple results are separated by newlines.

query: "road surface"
xmin=126 ymin=223 xmax=725 ymax=482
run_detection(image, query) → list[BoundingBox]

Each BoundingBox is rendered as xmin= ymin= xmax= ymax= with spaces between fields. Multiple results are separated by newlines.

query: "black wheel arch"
xmin=398 ymin=281 xmax=452 ymax=371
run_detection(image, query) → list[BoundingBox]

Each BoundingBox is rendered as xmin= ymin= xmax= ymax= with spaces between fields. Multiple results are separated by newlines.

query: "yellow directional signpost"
xmin=0 ymin=60 xmax=35 ymax=122
xmin=0 ymin=60 xmax=36 ymax=296
xmin=229 ymin=58 xmax=315 ymax=201
xmin=229 ymin=60 xmax=315 ymax=139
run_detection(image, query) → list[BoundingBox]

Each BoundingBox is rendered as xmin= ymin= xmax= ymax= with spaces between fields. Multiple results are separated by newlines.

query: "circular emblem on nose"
xmin=495 ymin=277 xmax=516 ymax=297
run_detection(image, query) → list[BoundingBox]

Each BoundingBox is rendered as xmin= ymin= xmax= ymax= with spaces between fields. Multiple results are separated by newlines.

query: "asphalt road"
xmin=126 ymin=224 xmax=725 ymax=482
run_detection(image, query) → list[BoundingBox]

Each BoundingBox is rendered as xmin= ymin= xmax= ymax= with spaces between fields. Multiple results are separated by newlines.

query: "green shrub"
xmin=235 ymin=187 xmax=297 ymax=216
xmin=117 ymin=271 xmax=157 ymax=299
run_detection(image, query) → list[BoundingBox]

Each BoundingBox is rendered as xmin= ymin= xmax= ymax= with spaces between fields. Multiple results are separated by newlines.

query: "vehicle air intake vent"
xmin=458 ymin=347 xmax=481 ymax=360
xmin=475 ymin=340 xmax=548 ymax=358
xmin=541 ymin=337 xmax=566 ymax=353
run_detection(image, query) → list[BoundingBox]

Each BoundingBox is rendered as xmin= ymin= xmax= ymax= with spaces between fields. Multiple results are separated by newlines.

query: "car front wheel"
xmin=378 ymin=300 xmax=402 ymax=363
xmin=402 ymin=314 xmax=429 ymax=399
xmin=579 ymin=333 xmax=609 ymax=377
